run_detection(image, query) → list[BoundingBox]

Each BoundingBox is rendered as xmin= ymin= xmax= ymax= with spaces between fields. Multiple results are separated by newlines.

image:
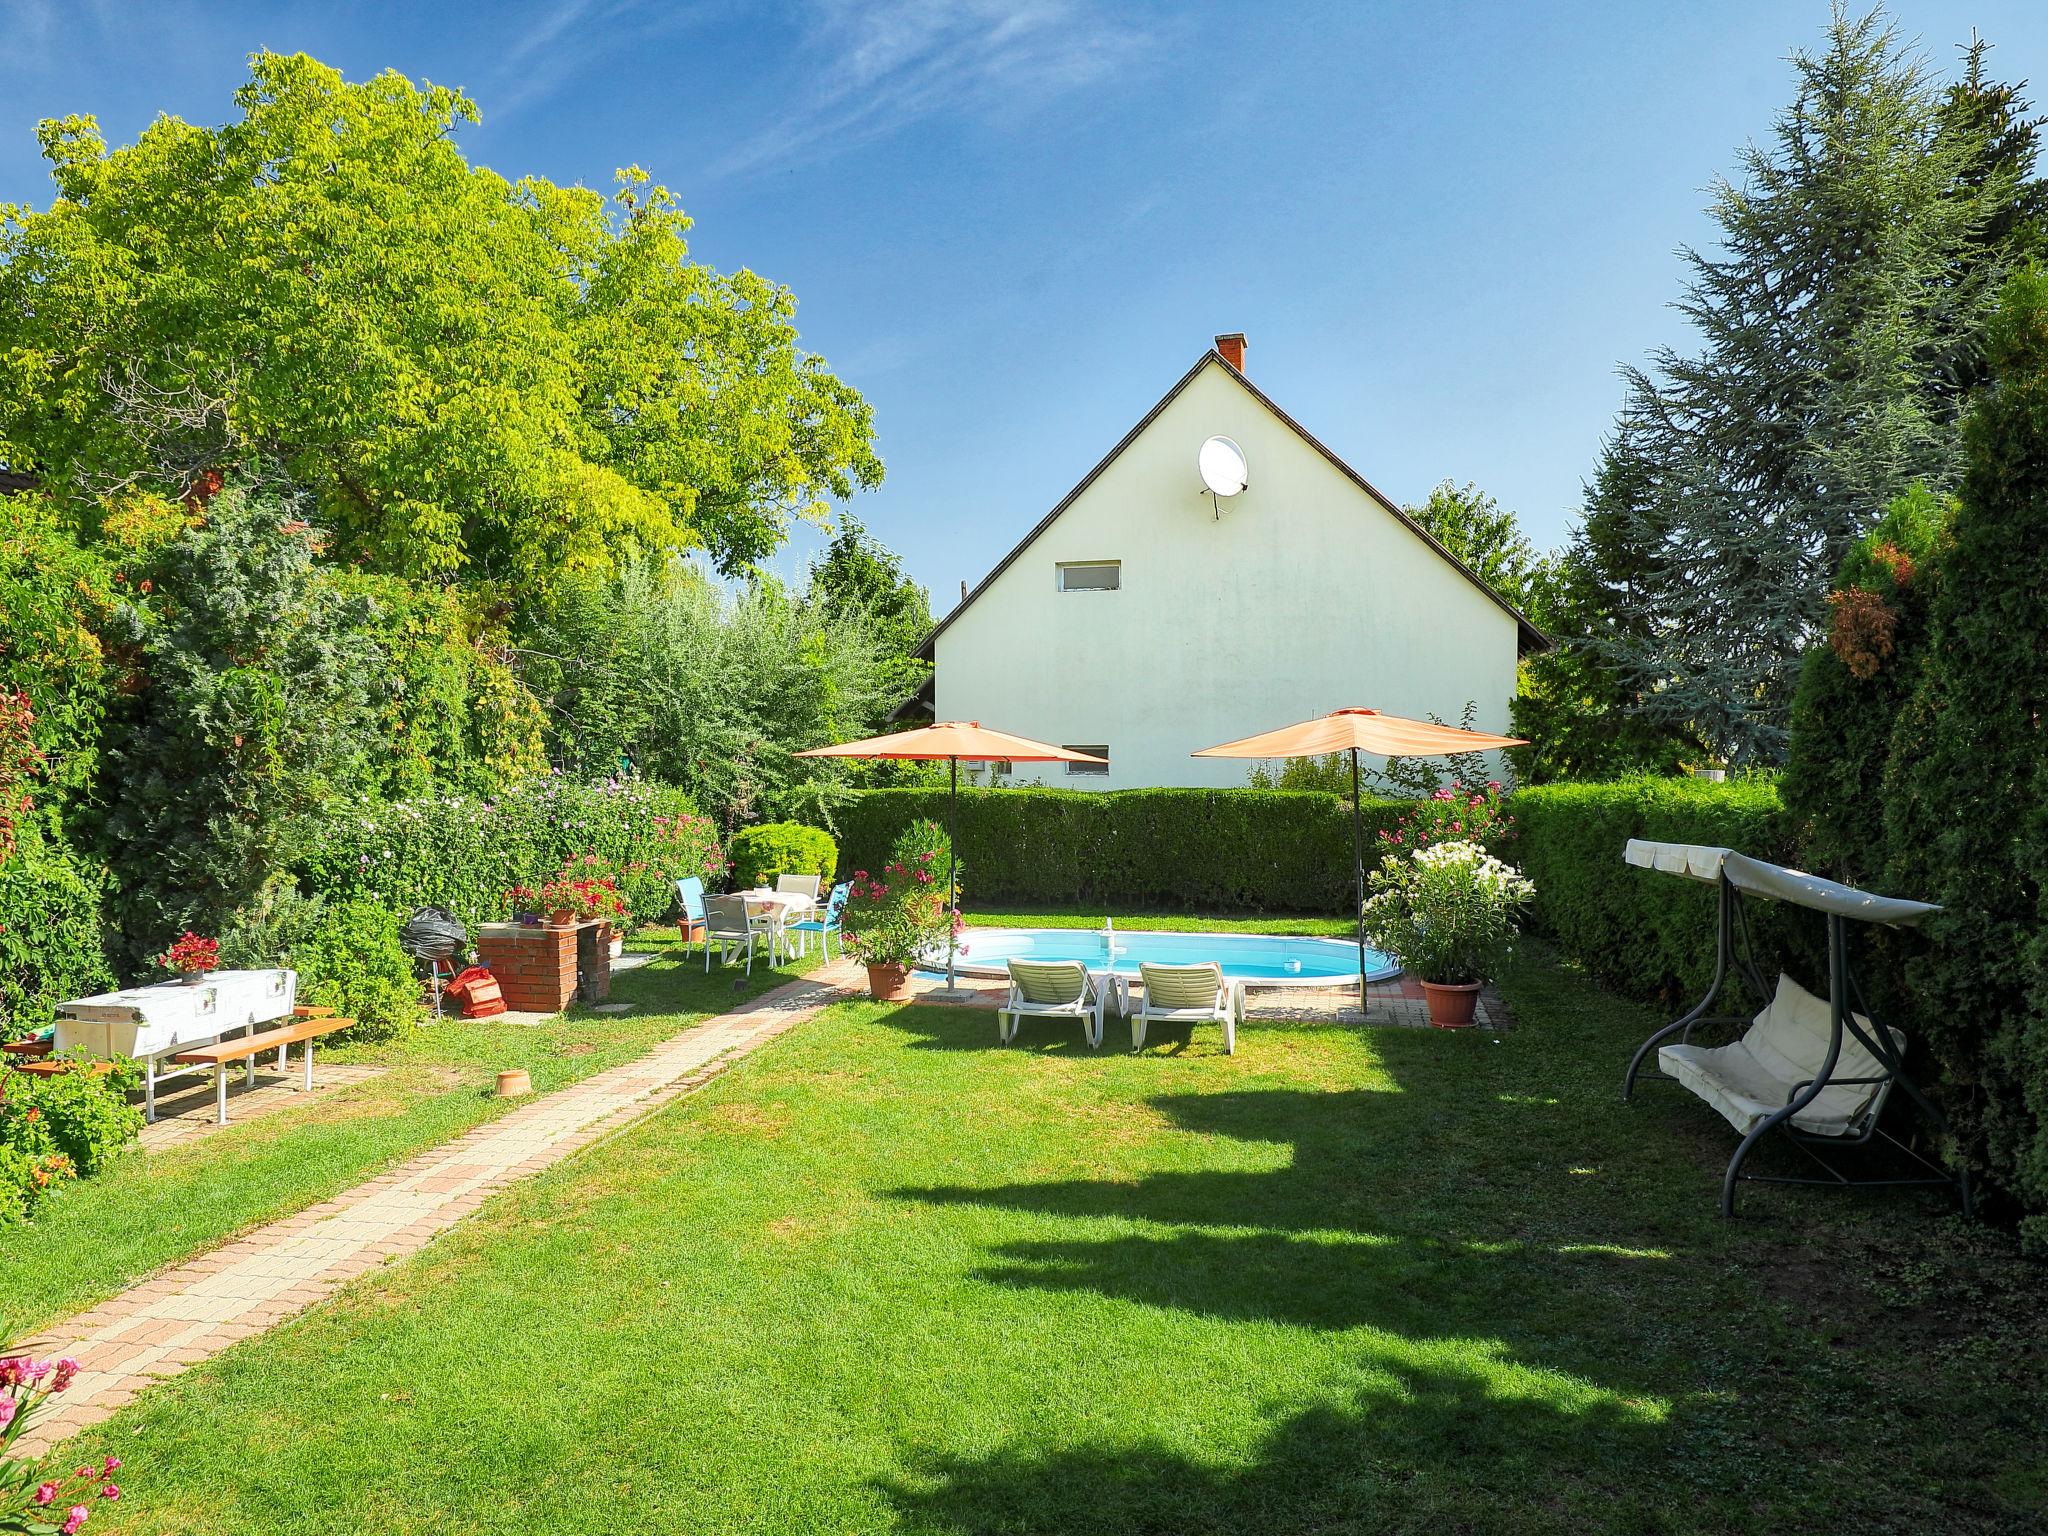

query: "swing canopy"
xmin=1621 ymin=840 xmax=1939 ymax=927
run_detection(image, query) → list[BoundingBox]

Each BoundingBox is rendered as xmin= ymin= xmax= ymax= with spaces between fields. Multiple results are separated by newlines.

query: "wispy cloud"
xmin=712 ymin=0 xmax=1154 ymax=179
xmin=477 ymin=0 xmax=705 ymax=125
xmin=0 ymin=0 xmax=61 ymax=72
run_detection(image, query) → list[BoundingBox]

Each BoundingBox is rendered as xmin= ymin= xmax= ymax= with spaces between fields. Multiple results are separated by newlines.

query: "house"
xmin=906 ymin=334 xmax=1544 ymax=789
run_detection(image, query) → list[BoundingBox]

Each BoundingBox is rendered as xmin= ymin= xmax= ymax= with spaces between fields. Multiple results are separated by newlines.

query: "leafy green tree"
xmin=1575 ymin=8 xmax=2046 ymax=766
xmin=91 ymin=492 xmax=386 ymax=962
xmin=1881 ymin=268 xmax=2048 ymax=1243
xmin=1404 ymin=481 xmax=1539 ymax=611
xmin=0 ymin=53 xmax=881 ymax=595
xmin=517 ymin=561 xmax=898 ymax=829
xmin=804 ymin=514 xmax=932 ymax=728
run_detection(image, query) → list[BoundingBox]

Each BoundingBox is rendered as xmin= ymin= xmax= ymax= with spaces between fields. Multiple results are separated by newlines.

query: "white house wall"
xmin=932 ymin=361 xmax=1521 ymax=790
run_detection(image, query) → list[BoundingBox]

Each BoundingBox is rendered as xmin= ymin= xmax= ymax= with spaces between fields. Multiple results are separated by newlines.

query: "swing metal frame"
xmin=1619 ymin=844 xmax=1972 ymax=1220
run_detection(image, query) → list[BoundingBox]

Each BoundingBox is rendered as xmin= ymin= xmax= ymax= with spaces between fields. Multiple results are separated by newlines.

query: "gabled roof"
xmin=0 ymin=466 xmax=38 ymax=498
xmin=913 ymin=349 xmax=1548 ymax=658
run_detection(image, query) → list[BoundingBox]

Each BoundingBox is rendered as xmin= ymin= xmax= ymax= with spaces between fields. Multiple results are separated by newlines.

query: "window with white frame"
xmin=1057 ymin=560 xmax=1121 ymax=592
xmin=1064 ymin=745 xmax=1110 ymax=777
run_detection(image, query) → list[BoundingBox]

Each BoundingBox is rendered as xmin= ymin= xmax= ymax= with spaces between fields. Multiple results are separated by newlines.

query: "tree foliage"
xmin=1782 ymin=484 xmax=1952 ymax=883
xmin=1573 ymin=8 xmax=2046 ymax=766
xmin=91 ymin=491 xmax=387 ymax=961
xmin=1881 ymin=268 xmax=2048 ymax=1242
xmin=1405 ymin=481 xmax=1540 ymax=611
xmin=804 ymin=513 xmax=932 ymax=728
xmin=0 ymin=52 xmax=882 ymax=595
xmin=517 ymin=562 xmax=899 ymax=830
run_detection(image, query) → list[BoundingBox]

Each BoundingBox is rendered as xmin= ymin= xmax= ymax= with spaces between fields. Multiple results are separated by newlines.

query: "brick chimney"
xmin=1214 ymin=332 xmax=1247 ymax=373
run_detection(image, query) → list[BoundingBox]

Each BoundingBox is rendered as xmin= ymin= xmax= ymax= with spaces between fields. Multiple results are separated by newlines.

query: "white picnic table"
xmin=736 ymin=888 xmax=814 ymax=958
xmin=54 ymin=969 xmax=298 ymax=1121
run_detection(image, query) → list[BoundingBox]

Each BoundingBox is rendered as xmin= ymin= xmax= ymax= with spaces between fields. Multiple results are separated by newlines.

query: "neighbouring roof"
xmin=0 ymin=466 xmax=38 ymax=498
xmin=912 ymin=349 xmax=1549 ymax=662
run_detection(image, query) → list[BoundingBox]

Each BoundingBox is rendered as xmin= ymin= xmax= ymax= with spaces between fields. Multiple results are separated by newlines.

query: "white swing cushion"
xmin=1658 ymin=973 xmax=1903 ymax=1139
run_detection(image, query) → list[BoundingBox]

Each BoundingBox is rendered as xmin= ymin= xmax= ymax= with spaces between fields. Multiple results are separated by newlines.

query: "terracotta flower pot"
xmin=547 ymin=908 xmax=578 ymax=929
xmin=495 ymin=1068 xmax=532 ymax=1098
xmin=865 ymin=962 xmax=915 ymax=1002
xmin=1421 ymin=980 xmax=1482 ymax=1029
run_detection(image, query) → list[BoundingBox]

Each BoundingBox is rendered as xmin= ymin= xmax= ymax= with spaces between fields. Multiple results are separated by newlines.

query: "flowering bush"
xmin=1360 ymin=839 xmax=1533 ymax=986
xmin=154 ymin=931 xmax=218 ymax=977
xmin=0 ymin=1334 xmax=120 ymax=1533
xmin=1375 ymin=781 xmax=1515 ymax=857
xmin=841 ymin=820 xmax=956 ymax=971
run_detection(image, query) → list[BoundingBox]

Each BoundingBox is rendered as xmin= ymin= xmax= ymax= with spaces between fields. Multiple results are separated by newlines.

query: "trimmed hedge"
xmin=728 ymin=822 xmax=837 ymax=891
xmin=1513 ymin=776 xmax=1797 ymax=1006
xmin=828 ymin=788 xmax=1408 ymax=911
xmin=0 ymin=827 xmax=114 ymax=1035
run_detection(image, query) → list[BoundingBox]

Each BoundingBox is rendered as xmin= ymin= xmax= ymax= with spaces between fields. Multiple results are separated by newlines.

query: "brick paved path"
xmin=17 ymin=961 xmax=861 ymax=1451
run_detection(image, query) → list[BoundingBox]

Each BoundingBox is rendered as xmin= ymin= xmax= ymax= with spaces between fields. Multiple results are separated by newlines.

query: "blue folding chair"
xmin=675 ymin=876 xmax=708 ymax=956
xmin=787 ymin=882 xmax=849 ymax=961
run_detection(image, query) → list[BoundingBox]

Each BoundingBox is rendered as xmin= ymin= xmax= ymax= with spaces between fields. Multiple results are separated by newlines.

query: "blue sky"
xmin=4 ymin=1 xmax=2044 ymax=611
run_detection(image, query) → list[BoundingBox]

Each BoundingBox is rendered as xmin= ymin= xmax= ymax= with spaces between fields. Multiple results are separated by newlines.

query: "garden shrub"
xmin=1512 ymin=776 xmax=1796 ymax=1005
xmin=0 ymin=826 xmax=113 ymax=1036
xmin=90 ymin=493 xmax=387 ymax=966
xmin=1783 ymin=485 xmax=1953 ymax=885
xmin=298 ymin=775 xmax=716 ymax=931
xmin=217 ymin=885 xmax=420 ymax=1040
xmin=830 ymin=788 xmax=1408 ymax=911
xmin=1879 ymin=268 xmax=2048 ymax=1243
xmin=0 ymin=1059 xmax=142 ymax=1178
xmin=728 ymin=822 xmax=837 ymax=891
xmin=0 ymin=1142 xmax=71 ymax=1226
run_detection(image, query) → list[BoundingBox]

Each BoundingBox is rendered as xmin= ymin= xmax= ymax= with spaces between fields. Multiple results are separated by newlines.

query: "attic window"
xmin=1057 ymin=561 xmax=1120 ymax=592
xmin=1065 ymin=745 xmax=1110 ymax=777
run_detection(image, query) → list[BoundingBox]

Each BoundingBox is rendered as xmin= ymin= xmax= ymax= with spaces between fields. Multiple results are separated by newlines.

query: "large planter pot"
xmin=1420 ymin=980 xmax=1482 ymax=1029
xmin=865 ymin=963 xmax=915 ymax=1002
xmin=547 ymin=908 xmax=578 ymax=929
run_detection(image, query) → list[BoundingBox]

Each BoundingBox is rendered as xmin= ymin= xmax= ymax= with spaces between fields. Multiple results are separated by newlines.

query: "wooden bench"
xmin=173 ymin=1012 xmax=355 ymax=1125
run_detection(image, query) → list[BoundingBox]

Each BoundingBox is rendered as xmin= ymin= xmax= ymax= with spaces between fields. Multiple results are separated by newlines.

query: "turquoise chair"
xmin=675 ymin=876 xmax=708 ymax=954
xmin=788 ymin=882 xmax=849 ymax=961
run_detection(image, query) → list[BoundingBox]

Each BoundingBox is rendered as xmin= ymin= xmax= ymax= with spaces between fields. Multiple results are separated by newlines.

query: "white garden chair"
xmin=999 ymin=959 xmax=1108 ymax=1048
xmin=1130 ymin=961 xmax=1242 ymax=1054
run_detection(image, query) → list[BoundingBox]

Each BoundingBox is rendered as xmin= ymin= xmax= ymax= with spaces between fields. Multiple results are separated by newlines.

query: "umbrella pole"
xmin=1351 ymin=746 xmax=1368 ymax=1021
xmin=928 ymin=753 xmax=976 ymax=1002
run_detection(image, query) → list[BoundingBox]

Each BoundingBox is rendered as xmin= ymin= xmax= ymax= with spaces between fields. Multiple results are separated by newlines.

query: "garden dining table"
xmin=737 ymin=888 xmax=813 ymax=959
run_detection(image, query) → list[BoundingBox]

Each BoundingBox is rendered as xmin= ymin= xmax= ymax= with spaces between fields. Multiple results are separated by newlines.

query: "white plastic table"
xmin=737 ymin=889 xmax=811 ymax=959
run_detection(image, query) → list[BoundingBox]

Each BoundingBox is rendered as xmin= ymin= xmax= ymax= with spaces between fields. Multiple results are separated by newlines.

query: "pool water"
xmin=923 ymin=927 xmax=1401 ymax=986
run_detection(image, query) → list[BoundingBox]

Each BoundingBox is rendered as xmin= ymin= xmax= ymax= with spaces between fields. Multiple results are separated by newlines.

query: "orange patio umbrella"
xmin=1193 ymin=709 xmax=1527 ymax=1010
xmin=795 ymin=723 xmax=1106 ymax=996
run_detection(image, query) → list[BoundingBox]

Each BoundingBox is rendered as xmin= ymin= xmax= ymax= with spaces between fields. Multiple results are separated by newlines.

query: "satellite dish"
xmin=1198 ymin=435 xmax=1249 ymax=498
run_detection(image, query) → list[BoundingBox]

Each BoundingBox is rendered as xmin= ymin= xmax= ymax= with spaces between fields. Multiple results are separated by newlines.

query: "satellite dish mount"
xmin=1197 ymin=436 xmax=1249 ymax=518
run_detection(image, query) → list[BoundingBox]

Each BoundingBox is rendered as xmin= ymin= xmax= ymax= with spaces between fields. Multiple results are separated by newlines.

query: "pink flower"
xmin=33 ymin=1481 xmax=57 ymax=1505
xmin=101 ymin=1458 xmax=120 ymax=1474
xmin=62 ymin=1506 xmax=89 ymax=1534
xmin=52 ymin=1357 xmax=79 ymax=1390
xmin=101 ymin=1485 xmax=119 ymax=1500
xmin=0 ymin=1398 xmax=14 ymax=1428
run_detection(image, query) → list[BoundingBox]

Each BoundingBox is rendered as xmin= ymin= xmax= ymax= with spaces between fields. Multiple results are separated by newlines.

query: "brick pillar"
xmin=475 ymin=923 xmax=579 ymax=1014
xmin=576 ymin=923 xmax=614 ymax=1005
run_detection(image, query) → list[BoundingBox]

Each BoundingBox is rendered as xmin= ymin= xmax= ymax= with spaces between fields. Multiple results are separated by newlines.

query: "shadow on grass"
xmin=882 ymin=1371 xmax=1665 ymax=1536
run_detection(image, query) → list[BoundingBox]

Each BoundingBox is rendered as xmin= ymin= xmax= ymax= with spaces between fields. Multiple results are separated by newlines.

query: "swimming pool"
xmin=923 ymin=927 xmax=1402 ymax=987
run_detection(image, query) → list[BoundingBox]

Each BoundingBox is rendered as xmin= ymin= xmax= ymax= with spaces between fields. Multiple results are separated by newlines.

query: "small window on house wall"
xmin=1057 ymin=561 xmax=1121 ymax=592
xmin=1065 ymin=745 xmax=1110 ymax=776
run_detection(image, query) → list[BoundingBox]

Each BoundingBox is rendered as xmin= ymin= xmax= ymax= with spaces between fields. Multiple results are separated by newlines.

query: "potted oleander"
xmin=1360 ymin=839 xmax=1533 ymax=1028
xmin=841 ymin=823 xmax=954 ymax=1002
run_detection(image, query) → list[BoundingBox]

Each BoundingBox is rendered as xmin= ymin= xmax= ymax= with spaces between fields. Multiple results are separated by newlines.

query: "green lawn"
xmin=70 ymin=940 xmax=2042 ymax=1534
xmin=0 ymin=947 xmax=822 ymax=1333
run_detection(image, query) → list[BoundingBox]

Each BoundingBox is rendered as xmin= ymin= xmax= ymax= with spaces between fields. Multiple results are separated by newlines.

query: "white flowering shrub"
xmin=1360 ymin=839 xmax=1534 ymax=986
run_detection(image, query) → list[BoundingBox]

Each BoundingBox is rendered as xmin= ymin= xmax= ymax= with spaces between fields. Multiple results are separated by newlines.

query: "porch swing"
xmin=1618 ymin=840 xmax=1972 ymax=1219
